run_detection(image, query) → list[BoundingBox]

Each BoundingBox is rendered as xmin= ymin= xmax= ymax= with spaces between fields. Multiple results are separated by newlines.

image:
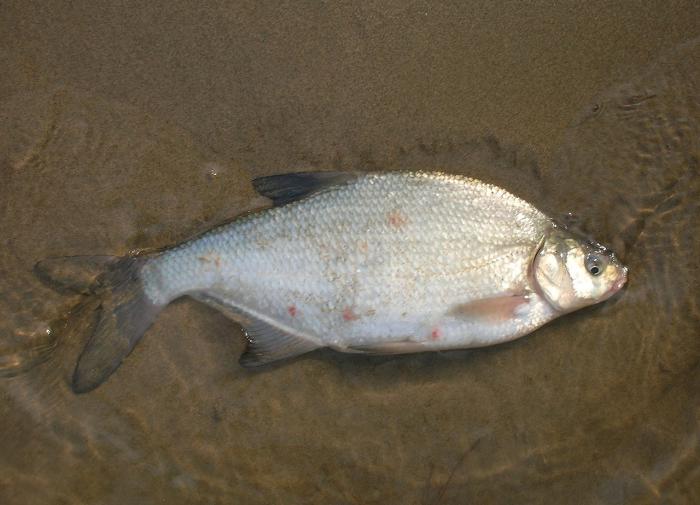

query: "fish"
xmin=36 ymin=171 xmax=628 ymax=393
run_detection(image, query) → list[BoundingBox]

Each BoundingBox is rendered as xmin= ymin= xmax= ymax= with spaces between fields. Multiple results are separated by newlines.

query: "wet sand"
xmin=1 ymin=2 xmax=700 ymax=504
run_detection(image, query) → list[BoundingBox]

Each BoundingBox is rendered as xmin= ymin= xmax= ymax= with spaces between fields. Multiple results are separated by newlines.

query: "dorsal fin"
xmin=252 ymin=171 xmax=359 ymax=206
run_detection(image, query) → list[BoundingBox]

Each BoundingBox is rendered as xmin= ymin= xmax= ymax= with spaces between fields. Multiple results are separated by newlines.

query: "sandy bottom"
xmin=1 ymin=3 xmax=699 ymax=504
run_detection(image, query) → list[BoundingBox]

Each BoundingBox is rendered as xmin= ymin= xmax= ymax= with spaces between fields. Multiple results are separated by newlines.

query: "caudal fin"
xmin=36 ymin=255 xmax=163 ymax=393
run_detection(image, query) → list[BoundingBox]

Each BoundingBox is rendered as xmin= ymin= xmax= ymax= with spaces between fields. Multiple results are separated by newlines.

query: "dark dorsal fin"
xmin=252 ymin=171 xmax=359 ymax=206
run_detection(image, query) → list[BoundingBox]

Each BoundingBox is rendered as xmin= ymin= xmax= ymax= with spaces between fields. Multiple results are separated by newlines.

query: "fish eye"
xmin=584 ymin=254 xmax=606 ymax=276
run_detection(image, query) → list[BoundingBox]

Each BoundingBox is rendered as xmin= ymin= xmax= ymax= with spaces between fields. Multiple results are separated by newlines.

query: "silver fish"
xmin=37 ymin=171 xmax=628 ymax=392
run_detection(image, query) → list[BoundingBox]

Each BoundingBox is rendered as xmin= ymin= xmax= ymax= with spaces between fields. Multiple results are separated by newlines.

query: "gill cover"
xmin=533 ymin=228 xmax=628 ymax=313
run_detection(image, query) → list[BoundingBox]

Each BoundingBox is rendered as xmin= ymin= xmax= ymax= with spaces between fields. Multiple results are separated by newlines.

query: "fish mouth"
xmin=606 ymin=266 xmax=628 ymax=297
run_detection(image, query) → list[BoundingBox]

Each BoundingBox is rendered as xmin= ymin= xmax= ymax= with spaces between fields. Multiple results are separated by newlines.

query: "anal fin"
xmin=238 ymin=319 xmax=319 ymax=368
xmin=190 ymin=293 xmax=319 ymax=367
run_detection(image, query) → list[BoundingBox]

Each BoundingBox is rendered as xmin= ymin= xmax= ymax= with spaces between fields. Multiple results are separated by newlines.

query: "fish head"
xmin=532 ymin=227 xmax=628 ymax=313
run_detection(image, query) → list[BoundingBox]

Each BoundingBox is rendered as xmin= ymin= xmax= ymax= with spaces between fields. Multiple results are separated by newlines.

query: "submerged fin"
xmin=34 ymin=255 xmax=121 ymax=294
xmin=0 ymin=323 xmax=59 ymax=378
xmin=252 ymin=171 xmax=358 ymax=206
xmin=36 ymin=255 xmax=163 ymax=393
xmin=73 ymin=256 xmax=162 ymax=393
xmin=190 ymin=293 xmax=319 ymax=367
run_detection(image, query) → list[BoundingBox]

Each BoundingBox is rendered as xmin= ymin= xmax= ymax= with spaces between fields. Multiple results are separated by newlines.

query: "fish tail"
xmin=35 ymin=254 xmax=163 ymax=393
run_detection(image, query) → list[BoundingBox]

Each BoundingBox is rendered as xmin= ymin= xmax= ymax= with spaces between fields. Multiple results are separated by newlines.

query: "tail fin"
xmin=35 ymin=255 xmax=163 ymax=393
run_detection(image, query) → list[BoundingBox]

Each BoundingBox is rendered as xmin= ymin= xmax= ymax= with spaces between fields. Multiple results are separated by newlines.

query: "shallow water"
xmin=2 ymin=4 xmax=700 ymax=505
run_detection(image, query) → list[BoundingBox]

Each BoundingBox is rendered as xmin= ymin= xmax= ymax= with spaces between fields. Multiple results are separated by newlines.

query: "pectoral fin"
xmin=347 ymin=339 xmax=427 ymax=354
xmin=447 ymin=294 xmax=530 ymax=322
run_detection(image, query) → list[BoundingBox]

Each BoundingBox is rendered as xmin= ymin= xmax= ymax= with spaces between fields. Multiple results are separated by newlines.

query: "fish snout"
xmin=607 ymin=265 xmax=628 ymax=297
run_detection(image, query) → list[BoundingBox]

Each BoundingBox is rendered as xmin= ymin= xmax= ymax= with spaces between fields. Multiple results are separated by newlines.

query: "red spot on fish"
xmin=430 ymin=328 xmax=441 ymax=340
xmin=388 ymin=211 xmax=408 ymax=228
xmin=342 ymin=308 xmax=359 ymax=321
xmin=287 ymin=305 xmax=297 ymax=317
